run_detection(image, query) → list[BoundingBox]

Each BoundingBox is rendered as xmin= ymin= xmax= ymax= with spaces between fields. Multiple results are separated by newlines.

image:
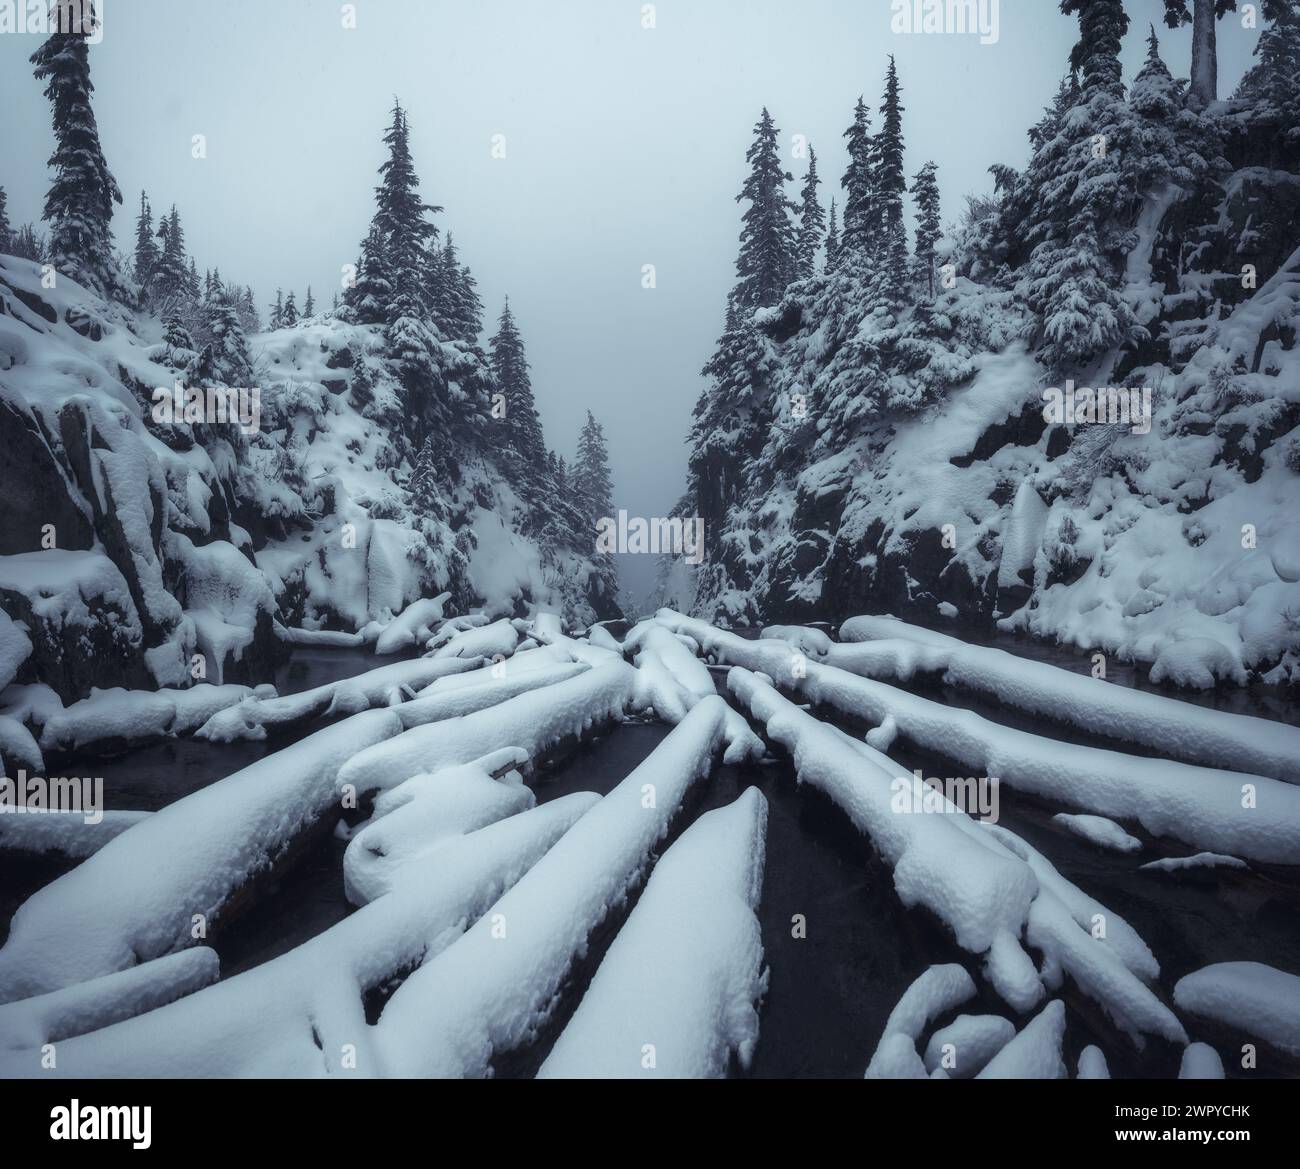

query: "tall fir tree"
xmin=571 ymin=410 xmax=615 ymax=523
xmin=304 ymin=286 xmax=315 ymax=317
xmin=731 ymin=108 xmax=800 ymax=310
xmin=151 ymin=206 xmax=191 ymax=303
xmin=30 ymin=0 xmax=122 ymax=297
xmin=910 ymin=161 xmax=942 ymax=297
xmin=796 ymin=146 xmax=826 ymax=279
xmin=269 ymin=289 xmax=284 ymax=330
xmin=282 ymin=289 xmax=299 ymax=327
xmin=1163 ymin=0 xmax=1237 ymax=106
xmin=840 ymin=96 xmax=875 ymax=257
xmin=489 ymin=298 xmax=547 ymax=478
xmin=824 ymin=198 xmax=840 ymax=272
xmin=0 ymin=187 xmax=11 ymax=251
xmin=1236 ymin=0 xmax=1300 ymax=152
xmin=1063 ymin=0 xmax=1131 ymax=97
xmin=375 ymin=101 xmax=440 ymax=319
xmin=875 ymin=57 xmax=911 ymax=303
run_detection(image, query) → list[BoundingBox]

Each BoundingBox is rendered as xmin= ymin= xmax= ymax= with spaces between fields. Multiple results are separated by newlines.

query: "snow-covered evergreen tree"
xmin=345 ymin=222 xmax=394 ymax=326
xmin=875 ymin=56 xmax=910 ymax=303
xmin=824 ymin=198 xmax=840 ymax=272
xmin=0 ymin=187 xmax=10 ymax=251
xmin=268 ymin=289 xmax=284 ymax=330
xmin=1235 ymin=0 xmax=1300 ymax=153
xmin=910 ymin=161 xmax=942 ymax=297
xmin=796 ymin=145 xmax=826 ymax=280
xmin=192 ymin=292 xmax=255 ymax=389
xmin=303 ymin=286 xmax=315 ymax=317
xmin=132 ymin=192 xmax=158 ymax=294
xmin=375 ymin=101 xmax=440 ymax=319
xmin=489 ymin=298 xmax=547 ymax=482
xmin=282 ymin=290 xmax=299 ymax=327
xmin=731 ymin=108 xmax=800 ymax=310
xmin=30 ymin=0 xmax=123 ymax=297
xmin=571 ymin=410 xmax=615 ymax=524
xmin=840 ymin=95 xmax=875 ymax=258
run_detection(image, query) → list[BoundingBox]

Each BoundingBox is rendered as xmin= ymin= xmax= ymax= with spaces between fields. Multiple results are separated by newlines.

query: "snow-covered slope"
xmin=0 ymin=255 xmax=618 ymax=705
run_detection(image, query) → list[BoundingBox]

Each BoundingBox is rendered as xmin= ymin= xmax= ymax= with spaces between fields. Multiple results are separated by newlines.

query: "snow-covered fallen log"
xmin=539 ymin=787 xmax=768 ymax=1078
xmin=0 ymin=708 xmax=402 ymax=1003
xmin=0 ymin=797 xmax=596 ymax=1077
xmin=864 ymin=965 xmax=977 ymax=1078
xmin=728 ymin=668 xmax=1042 ymax=1011
xmin=0 ymin=948 xmax=218 ymax=1050
xmin=1173 ymin=962 xmax=1300 ymax=1058
xmin=372 ymin=696 xmax=730 ymax=1076
xmin=1052 ymin=812 xmax=1142 ymax=854
xmin=38 ymin=683 xmax=261 ymax=754
xmin=922 ymin=1014 xmax=1015 ymax=1078
xmin=395 ymin=661 xmax=591 ymax=730
xmin=337 ymin=659 xmax=638 ymax=797
xmin=626 ymin=621 xmax=764 ymax=763
xmin=673 ymin=613 xmax=1300 ymax=865
xmin=372 ymin=594 xmax=450 ymax=655
xmin=343 ymin=750 xmax=536 ymax=905
xmin=977 ymin=999 xmax=1067 ymax=1078
xmin=0 ymin=809 xmax=151 ymax=858
xmin=429 ymin=616 xmax=518 ymax=661
xmin=274 ymin=624 xmax=365 ymax=648
xmin=195 ymin=656 xmax=478 ymax=742
xmin=837 ymin=614 xmax=1300 ymax=784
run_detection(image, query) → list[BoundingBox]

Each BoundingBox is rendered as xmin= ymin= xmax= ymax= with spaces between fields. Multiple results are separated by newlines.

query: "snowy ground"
xmin=0 ymin=602 xmax=1297 ymax=1079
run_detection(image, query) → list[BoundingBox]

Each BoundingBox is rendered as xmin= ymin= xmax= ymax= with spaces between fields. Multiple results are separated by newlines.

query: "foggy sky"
xmin=0 ymin=1 xmax=1262 ymax=603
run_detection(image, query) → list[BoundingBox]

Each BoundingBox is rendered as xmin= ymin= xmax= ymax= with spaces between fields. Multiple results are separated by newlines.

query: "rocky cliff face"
xmin=0 ymin=256 xmax=617 ymax=702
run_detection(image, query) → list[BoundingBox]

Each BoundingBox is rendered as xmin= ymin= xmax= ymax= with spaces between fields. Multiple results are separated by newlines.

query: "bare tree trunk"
xmin=1190 ymin=0 xmax=1218 ymax=107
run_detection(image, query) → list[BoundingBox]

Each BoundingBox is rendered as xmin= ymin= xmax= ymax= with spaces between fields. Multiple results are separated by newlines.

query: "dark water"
xmin=3 ymin=636 xmax=1298 ymax=1077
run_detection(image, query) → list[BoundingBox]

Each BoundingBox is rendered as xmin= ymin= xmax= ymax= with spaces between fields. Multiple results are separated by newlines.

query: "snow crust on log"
xmin=1173 ymin=962 xmax=1300 ymax=1057
xmin=0 ymin=809 xmax=151 ymax=858
xmin=837 ymin=613 xmax=1300 ymax=783
xmin=195 ymin=656 xmax=478 ymax=742
xmin=655 ymin=611 xmax=1300 ymax=864
xmin=539 ymin=787 xmax=768 ymax=1078
xmin=625 ymin=620 xmax=765 ymax=763
xmin=337 ymin=659 xmax=637 ymax=797
xmin=0 ymin=948 xmax=218 ymax=1050
xmin=0 ymin=796 xmax=595 ymax=1077
xmin=371 ymin=696 xmax=729 ymax=1076
xmin=1052 ymin=812 xmax=1143 ymax=854
xmin=0 ymin=707 xmax=401 ymax=1003
xmin=977 ymin=999 xmax=1067 ymax=1078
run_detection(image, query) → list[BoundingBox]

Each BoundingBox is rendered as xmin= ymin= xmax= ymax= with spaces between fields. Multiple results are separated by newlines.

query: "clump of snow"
xmin=1179 ymin=1042 xmax=1225 ymax=1079
xmin=1053 ymin=812 xmax=1143 ymax=854
xmin=922 ymin=1013 xmax=1016 ymax=1078
xmin=1140 ymin=852 xmax=1248 ymax=873
xmin=977 ymin=999 xmax=1067 ymax=1079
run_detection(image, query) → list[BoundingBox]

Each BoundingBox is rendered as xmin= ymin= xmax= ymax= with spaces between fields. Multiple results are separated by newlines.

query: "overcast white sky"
xmin=0 ymin=0 xmax=1261 ymax=600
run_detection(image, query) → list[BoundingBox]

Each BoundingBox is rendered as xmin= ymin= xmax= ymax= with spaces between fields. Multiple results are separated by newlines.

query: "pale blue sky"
xmin=0 ymin=0 xmax=1263 ymax=599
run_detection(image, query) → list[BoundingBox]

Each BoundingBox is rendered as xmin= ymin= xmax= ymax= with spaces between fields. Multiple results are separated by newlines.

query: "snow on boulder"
xmin=539 ymin=787 xmax=768 ymax=1078
xmin=1173 ymin=962 xmax=1300 ymax=1058
xmin=977 ymin=1000 xmax=1067 ymax=1079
